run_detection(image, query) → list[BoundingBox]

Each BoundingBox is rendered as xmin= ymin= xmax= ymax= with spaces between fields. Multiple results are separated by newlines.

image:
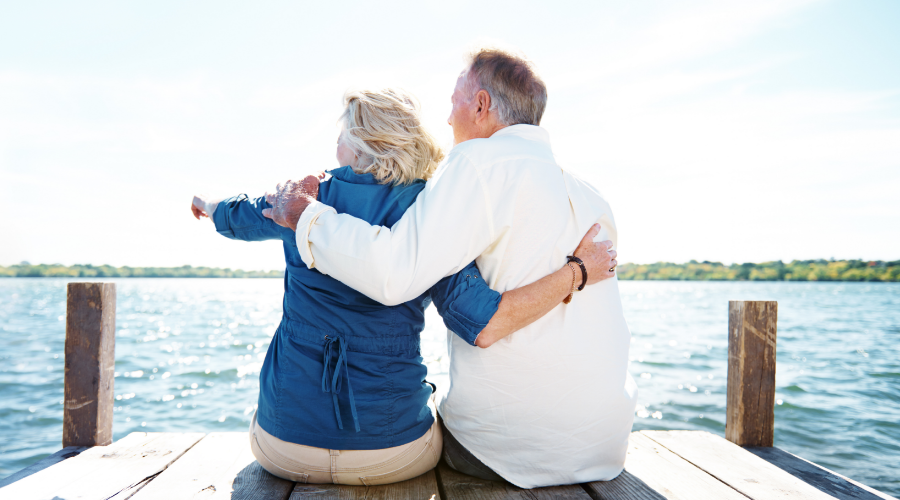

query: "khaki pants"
xmin=249 ymin=401 xmax=442 ymax=486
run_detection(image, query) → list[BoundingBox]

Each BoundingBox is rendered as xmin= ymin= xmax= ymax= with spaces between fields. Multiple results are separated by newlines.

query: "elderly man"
xmin=265 ymin=48 xmax=637 ymax=489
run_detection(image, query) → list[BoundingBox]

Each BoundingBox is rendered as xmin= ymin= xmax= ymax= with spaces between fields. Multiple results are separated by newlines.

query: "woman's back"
xmin=281 ymin=166 xmax=430 ymax=345
xmin=212 ymin=165 xmax=499 ymax=450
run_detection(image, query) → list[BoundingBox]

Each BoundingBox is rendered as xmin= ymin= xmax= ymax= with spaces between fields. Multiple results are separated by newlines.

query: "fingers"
xmin=573 ymin=233 xmax=618 ymax=286
xmin=265 ymin=179 xmax=317 ymax=231
xmin=275 ymin=178 xmax=317 ymax=196
xmin=316 ymin=171 xmax=326 ymax=180
xmin=283 ymin=180 xmax=302 ymax=198
xmin=586 ymin=242 xmax=615 ymax=264
xmin=300 ymin=176 xmax=321 ymax=201
xmin=191 ymin=204 xmax=207 ymax=220
xmin=580 ymin=223 xmax=601 ymax=245
xmin=300 ymin=175 xmax=319 ymax=193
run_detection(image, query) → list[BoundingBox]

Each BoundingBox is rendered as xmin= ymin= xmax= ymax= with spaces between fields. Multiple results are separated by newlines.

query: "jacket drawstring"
xmin=321 ymin=336 xmax=360 ymax=432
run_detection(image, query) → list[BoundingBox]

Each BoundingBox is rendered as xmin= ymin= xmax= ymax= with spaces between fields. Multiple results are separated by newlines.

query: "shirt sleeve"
xmin=213 ymin=194 xmax=294 ymax=242
xmin=294 ymin=152 xmax=495 ymax=306
xmin=429 ymin=261 xmax=501 ymax=347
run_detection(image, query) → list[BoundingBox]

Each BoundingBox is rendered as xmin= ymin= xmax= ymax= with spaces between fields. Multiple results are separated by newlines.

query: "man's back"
xmin=438 ymin=125 xmax=637 ymax=488
xmin=293 ymin=124 xmax=637 ymax=488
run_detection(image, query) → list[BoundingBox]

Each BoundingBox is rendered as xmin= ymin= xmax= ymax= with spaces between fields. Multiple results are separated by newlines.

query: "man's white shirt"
xmin=295 ymin=124 xmax=637 ymax=488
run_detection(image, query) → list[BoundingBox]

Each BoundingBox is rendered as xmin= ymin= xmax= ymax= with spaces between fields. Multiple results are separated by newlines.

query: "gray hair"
xmin=464 ymin=47 xmax=547 ymax=126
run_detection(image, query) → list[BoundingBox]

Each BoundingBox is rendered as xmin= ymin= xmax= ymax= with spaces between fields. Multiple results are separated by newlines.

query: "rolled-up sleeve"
xmin=295 ymin=152 xmax=495 ymax=306
xmin=430 ymin=261 xmax=501 ymax=346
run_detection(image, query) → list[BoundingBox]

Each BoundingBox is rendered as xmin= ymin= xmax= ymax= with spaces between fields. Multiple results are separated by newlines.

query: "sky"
xmin=1 ymin=0 xmax=898 ymax=271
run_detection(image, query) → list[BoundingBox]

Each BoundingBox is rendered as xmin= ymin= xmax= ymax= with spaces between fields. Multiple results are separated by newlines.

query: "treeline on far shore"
xmin=616 ymin=259 xmax=900 ymax=282
xmin=0 ymin=263 xmax=282 ymax=278
xmin=2 ymin=260 xmax=899 ymax=282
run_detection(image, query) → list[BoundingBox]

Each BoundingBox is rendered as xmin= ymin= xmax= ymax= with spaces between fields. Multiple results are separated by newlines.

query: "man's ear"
xmin=474 ymin=90 xmax=491 ymax=124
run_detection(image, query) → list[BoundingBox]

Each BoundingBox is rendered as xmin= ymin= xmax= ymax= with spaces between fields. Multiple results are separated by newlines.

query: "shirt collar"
xmin=489 ymin=124 xmax=550 ymax=144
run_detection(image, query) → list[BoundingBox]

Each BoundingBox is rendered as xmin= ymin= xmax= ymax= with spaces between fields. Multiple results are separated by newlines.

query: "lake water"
xmin=1 ymin=279 xmax=898 ymax=495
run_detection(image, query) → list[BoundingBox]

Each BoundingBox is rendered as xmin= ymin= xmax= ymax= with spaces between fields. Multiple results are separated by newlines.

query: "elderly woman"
xmin=190 ymin=88 xmax=613 ymax=485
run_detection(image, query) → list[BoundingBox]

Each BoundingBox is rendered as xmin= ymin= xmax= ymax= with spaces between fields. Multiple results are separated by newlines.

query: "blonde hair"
xmin=339 ymin=88 xmax=445 ymax=185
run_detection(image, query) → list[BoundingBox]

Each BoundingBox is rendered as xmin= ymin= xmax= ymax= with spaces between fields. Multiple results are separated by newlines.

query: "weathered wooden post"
xmin=63 ymin=282 xmax=116 ymax=447
xmin=726 ymin=300 xmax=777 ymax=447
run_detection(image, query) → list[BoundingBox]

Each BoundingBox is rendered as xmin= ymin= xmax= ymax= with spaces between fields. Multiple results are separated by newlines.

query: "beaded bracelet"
xmin=563 ymin=262 xmax=578 ymax=304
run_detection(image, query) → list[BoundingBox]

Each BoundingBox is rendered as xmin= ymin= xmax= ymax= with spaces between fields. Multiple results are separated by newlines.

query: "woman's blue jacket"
xmin=213 ymin=166 xmax=501 ymax=450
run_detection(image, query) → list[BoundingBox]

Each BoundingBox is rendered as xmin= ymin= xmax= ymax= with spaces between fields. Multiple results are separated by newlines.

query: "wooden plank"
xmin=229 ymin=462 xmax=296 ymax=500
xmin=433 ymin=461 xmax=590 ymax=500
xmin=0 ymin=432 xmax=205 ymax=500
xmin=289 ymin=468 xmax=441 ymax=499
xmin=585 ymin=471 xmax=668 ymax=500
xmin=130 ymin=432 xmax=294 ymax=500
xmin=726 ymin=300 xmax=777 ymax=447
xmin=64 ymin=282 xmax=117 ymax=447
xmin=0 ymin=446 xmax=89 ymax=488
xmin=585 ymin=471 xmax=671 ymax=500
xmin=746 ymin=446 xmax=898 ymax=500
xmin=644 ymin=430 xmax=836 ymax=500
xmin=584 ymin=432 xmax=746 ymax=500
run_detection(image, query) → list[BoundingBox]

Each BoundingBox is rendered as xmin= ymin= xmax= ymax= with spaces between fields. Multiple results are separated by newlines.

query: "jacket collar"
xmin=327 ymin=166 xmax=380 ymax=185
xmin=327 ymin=165 xmax=425 ymax=186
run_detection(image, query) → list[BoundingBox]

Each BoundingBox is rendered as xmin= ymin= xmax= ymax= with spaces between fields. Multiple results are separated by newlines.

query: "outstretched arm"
xmin=191 ymin=193 xmax=291 ymax=242
xmin=265 ymin=154 xmax=496 ymax=306
xmin=191 ymin=194 xmax=222 ymax=221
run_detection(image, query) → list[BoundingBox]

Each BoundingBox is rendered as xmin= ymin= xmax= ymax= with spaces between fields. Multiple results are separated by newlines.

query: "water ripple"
xmin=0 ymin=279 xmax=897 ymax=496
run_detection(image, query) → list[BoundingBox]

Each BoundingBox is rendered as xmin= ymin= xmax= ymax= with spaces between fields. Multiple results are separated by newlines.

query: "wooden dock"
xmin=0 ymin=284 xmax=896 ymax=499
xmin=1 ymin=429 xmax=895 ymax=499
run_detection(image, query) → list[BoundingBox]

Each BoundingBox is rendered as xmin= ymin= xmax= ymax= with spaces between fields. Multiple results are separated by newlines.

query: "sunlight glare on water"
xmin=0 ymin=279 xmax=897 ymax=495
